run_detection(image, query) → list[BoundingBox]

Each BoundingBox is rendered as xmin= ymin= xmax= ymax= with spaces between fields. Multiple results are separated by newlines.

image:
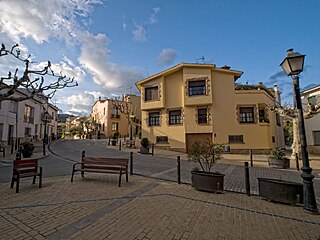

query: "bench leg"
xmin=32 ymin=175 xmax=36 ymax=184
xmin=10 ymin=177 xmax=15 ymax=188
xmin=16 ymin=175 xmax=20 ymax=193
xmin=39 ymin=167 xmax=42 ymax=188
xmin=118 ymin=170 xmax=122 ymax=187
xmin=126 ymin=171 xmax=128 ymax=182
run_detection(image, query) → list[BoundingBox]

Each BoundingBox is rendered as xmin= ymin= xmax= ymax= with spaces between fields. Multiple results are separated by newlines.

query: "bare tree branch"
xmin=0 ymin=43 xmax=78 ymax=102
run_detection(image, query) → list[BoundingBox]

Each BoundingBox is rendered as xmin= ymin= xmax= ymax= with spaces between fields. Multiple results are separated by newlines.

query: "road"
xmin=1 ymin=139 xmax=319 ymax=203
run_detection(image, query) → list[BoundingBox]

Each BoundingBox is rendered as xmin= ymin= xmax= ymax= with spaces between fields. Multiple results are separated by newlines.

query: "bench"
xmin=10 ymin=159 xmax=42 ymax=193
xmin=0 ymin=145 xmax=5 ymax=157
xmin=123 ymin=140 xmax=136 ymax=148
xmin=71 ymin=156 xmax=129 ymax=187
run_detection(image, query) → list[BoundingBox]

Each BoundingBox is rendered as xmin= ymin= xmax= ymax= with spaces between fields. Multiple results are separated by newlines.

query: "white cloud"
xmin=147 ymin=7 xmax=160 ymax=24
xmin=132 ymin=7 xmax=160 ymax=43
xmin=0 ymin=0 xmax=102 ymax=45
xmin=132 ymin=24 xmax=147 ymax=43
xmin=78 ymin=32 xmax=144 ymax=89
xmin=157 ymin=48 xmax=177 ymax=66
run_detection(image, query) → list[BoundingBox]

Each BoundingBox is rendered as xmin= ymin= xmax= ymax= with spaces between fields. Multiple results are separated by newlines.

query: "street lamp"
xmin=280 ymin=49 xmax=318 ymax=213
xmin=42 ymin=111 xmax=51 ymax=156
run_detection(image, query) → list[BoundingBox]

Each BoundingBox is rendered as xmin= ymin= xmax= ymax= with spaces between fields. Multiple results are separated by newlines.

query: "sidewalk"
xmin=107 ymin=140 xmax=320 ymax=171
xmin=1 ymin=174 xmax=320 ymax=239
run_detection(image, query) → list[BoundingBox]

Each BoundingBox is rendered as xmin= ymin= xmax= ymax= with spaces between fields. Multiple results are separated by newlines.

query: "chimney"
xmin=98 ymin=96 xmax=101 ymax=101
xmin=221 ymin=65 xmax=231 ymax=70
xmin=274 ymin=84 xmax=281 ymax=105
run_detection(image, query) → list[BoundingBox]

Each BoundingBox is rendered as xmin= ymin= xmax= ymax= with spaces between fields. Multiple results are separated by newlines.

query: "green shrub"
xmin=140 ymin=137 xmax=149 ymax=148
xmin=21 ymin=142 xmax=35 ymax=151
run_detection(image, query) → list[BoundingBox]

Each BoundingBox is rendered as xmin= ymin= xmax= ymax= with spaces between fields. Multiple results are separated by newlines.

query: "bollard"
xmin=244 ymin=162 xmax=250 ymax=196
xmin=177 ymin=156 xmax=181 ymax=184
xmin=130 ymin=151 xmax=133 ymax=175
xmin=119 ymin=140 xmax=122 ymax=151
xmin=151 ymin=143 xmax=154 ymax=156
xmin=11 ymin=137 xmax=14 ymax=154
xmin=43 ymin=138 xmax=46 ymax=156
xmin=249 ymin=150 xmax=253 ymax=167
xmin=108 ymin=138 xmax=110 ymax=146
xmin=295 ymin=153 xmax=300 ymax=171
xmin=81 ymin=151 xmax=85 ymax=178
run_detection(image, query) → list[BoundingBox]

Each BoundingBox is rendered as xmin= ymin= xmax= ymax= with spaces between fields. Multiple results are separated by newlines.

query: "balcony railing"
xmin=111 ymin=113 xmax=120 ymax=118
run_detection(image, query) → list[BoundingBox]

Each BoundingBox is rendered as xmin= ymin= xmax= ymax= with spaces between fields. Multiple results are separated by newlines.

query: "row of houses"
xmin=88 ymin=63 xmax=319 ymax=154
xmin=0 ymin=88 xmax=58 ymax=149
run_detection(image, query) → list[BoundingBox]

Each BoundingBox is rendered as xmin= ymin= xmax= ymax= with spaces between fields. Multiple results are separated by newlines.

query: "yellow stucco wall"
xmin=138 ymin=64 xmax=284 ymax=152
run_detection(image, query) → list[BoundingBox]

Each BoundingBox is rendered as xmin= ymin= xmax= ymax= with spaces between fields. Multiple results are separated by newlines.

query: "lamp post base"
xmin=301 ymin=167 xmax=318 ymax=213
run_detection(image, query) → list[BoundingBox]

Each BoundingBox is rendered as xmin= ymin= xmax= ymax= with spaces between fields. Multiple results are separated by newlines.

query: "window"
xmin=24 ymin=127 xmax=31 ymax=136
xmin=103 ymin=107 xmax=106 ymax=115
xmin=112 ymin=122 xmax=118 ymax=131
xmin=103 ymin=123 xmax=105 ymax=131
xmin=111 ymin=106 xmax=119 ymax=118
xmin=313 ymin=131 xmax=320 ymax=146
xmin=169 ymin=110 xmax=182 ymax=125
xmin=145 ymin=86 xmax=159 ymax=101
xmin=197 ymin=108 xmax=207 ymax=124
xmin=149 ymin=111 xmax=160 ymax=126
xmin=188 ymin=80 xmax=206 ymax=96
xmin=229 ymin=135 xmax=244 ymax=143
xmin=9 ymin=101 xmax=18 ymax=113
xmin=308 ymin=96 xmax=317 ymax=106
xmin=258 ymin=108 xmax=269 ymax=123
xmin=156 ymin=136 xmax=168 ymax=143
xmin=24 ymin=105 xmax=35 ymax=123
xmin=239 ymin=107 xmax=254 ymax=123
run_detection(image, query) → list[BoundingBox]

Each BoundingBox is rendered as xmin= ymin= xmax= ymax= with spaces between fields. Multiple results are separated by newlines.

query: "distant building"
xmin=301 ymin=85 xmax=320 ymax=154
xmin=136 ymin=63 xmax=284 ymax=153
xmin=91 ymin=95 xmax=141 ymax=139
xmin=0 ymin=88 xmax=58 ymax=148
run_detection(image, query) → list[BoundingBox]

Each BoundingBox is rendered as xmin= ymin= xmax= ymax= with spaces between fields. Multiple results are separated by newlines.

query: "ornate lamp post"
xmin=280 ymin=49 xmax=318 ymax=213
xmin=42 ymin=111 xmax=51 ymax=156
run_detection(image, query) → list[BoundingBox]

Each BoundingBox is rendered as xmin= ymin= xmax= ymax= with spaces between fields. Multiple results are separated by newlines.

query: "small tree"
xmin=188 ymin=141 xmax=223 ymax=172
xmin=0 ymin=43 xmax=78 ymax=102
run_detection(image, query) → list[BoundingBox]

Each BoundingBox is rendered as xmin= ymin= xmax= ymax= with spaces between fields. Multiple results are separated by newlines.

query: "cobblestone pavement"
xmin=1 ymin=174 xmax=320 ymax=240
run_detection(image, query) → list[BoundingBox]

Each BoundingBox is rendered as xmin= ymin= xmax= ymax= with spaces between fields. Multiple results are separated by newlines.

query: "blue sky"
xmin=0 ymin=0 xmax=319 ymax=115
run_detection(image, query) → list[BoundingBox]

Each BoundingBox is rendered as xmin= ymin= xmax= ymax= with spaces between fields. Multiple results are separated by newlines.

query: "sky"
xmin=0 ymin=0 xmax=320 ymax=115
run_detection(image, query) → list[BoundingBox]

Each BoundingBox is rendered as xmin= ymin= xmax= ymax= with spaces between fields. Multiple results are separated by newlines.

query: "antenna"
xmin=195 ymin=56 xmax=205 ymax=63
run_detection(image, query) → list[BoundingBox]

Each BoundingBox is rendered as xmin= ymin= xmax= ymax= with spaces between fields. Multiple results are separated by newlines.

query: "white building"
xmin=301 ymin=85 xmax=320 ymax=154
xmin=0 ymin=88 xmax=58 ymax=150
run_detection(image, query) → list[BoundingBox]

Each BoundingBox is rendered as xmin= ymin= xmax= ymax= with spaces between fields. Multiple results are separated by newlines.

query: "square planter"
xmin=258 ymin=178 xmax=303 ymax=205
xmin=268 ymin=157 xmax=290 ymax=169
xmin=191 ymin=171 xmax=224 ymax=193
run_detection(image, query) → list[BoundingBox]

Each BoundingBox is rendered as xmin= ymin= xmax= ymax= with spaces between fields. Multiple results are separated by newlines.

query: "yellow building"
xmin=136 ymin=63 xmax=284 ymax=153
xmin=91 ymin=95 xmax=141 ymax=139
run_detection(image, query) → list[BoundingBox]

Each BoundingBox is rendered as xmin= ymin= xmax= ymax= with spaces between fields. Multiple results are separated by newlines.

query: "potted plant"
xmin=21 ymin=141 xmax=35 ymax=158
xmin=140 ymin=137 xmax=149 ymax=154
xmin=111 ymin=131 xmax=120 ymax=146
xmin=188 ymin=141 xmax=224 ymax=193
xmin=268 ymin=147 xmax=290 ymax=169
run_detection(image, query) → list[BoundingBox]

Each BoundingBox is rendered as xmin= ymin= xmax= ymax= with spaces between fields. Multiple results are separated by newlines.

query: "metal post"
xmin=295 ymin=153 xmax=300 ymax=171
xmin=177 ymin=156 xmax=181 ymax=184
xmin=130 ymin=152 xmax=133 ymax=175
xmin=249 ymin=150 xmax=253 ymax=167
xmin=16 ymin=147 xmax=22 ymax=160
xmin=244 ymin=162 xmax=250 ymax=196
xmin=11 ymin=137 xmax=14 ymax=154
xmin=292 ymin=75 xmax=317 ymax=212
xmin=151 ymin=143 xmax=154 ymax=156
xmin=108 ymin=138 xmax=110 ymax=146
xmin=82 ymin=150 xmax=85 ymax=160
xmin=43 ymin=138 xmax=46 ymax=156
xmin=119 ymin=140 xmax=121 ymax=151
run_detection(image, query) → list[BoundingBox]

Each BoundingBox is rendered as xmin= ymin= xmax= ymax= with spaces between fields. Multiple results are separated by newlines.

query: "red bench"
xmin=71 ymin=156 xmax=129 ymax=187
xmin=10 ymin=159 xmax=42 ymax=193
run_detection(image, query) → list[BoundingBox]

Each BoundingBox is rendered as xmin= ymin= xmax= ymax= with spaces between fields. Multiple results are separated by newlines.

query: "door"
xmin=8 ymin=125 xmax=14 ymax=145
xmin=186 ymin=133 xmax=213 ymax=153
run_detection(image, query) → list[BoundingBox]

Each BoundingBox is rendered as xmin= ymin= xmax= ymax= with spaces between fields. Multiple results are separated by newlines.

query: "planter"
xmin=268 ymin=157 xmax=290 ymax=169
xmin=21 ymin=149 xmax=33 ymax=158
xmin=111 ymin=139 xmax=117 ymax=146
xmin=258 ymin=178 xmax=303 ymax=205
xmin=140 ymin=147 xmax=149 ymax=154
xmin=191 ymin=171 xmax=224 ymax=193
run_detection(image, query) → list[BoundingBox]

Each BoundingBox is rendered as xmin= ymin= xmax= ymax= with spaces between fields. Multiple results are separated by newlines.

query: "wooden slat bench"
xmin=10 ymin=159 xmax=42 ymax=193
xmin=71 ymin=156 xmax=129 ymax=187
